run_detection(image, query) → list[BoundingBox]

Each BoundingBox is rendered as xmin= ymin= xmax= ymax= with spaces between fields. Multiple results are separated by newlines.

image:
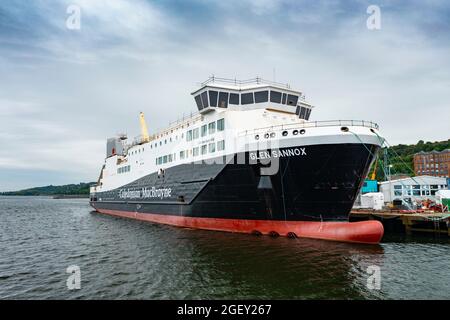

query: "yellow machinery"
xmin=139 ymin=112 xmax=150 ymax=142
xmin=370 ymin=154 xmax=378 ymax=180
xmin=370 ymin=164 xmax=377 ymax=180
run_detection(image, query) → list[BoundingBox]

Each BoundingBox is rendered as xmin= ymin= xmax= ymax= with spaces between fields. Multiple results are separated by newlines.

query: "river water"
xmin=0 ymin=196 xmax=449 ymax=299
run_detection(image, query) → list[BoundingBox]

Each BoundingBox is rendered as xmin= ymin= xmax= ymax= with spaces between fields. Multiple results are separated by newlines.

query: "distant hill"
xmin=374 ymin=139 xmax=450 ymax=179
xmin=0 ymin=182 xmax=95 ymax=196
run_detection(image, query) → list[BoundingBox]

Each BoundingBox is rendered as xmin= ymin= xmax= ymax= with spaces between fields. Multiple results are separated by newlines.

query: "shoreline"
xmin=0 ymin=194 xmax=89 ymax=199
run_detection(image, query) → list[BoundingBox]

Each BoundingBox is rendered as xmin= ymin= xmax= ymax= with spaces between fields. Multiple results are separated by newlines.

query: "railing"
xmin=238 ymin=120 xmax=379 ymax=137
xmin=128 ymin=112 xmax=203 ymax=148
xmin=201 ymin=76 xmax=291 ymax=89
xmin=167 ymin=111 xmax=202 ymax=128
xmin=131 ymin=134 xmax=156 ymax=146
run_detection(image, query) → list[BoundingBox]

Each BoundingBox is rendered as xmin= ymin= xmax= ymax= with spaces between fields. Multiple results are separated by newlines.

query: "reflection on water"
xmin=0 ymin=196 xmax=449 ymax=299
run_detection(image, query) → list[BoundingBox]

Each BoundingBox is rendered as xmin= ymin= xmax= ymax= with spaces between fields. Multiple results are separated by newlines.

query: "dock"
xmin=350 ymin=209 xmax=450 ymax=236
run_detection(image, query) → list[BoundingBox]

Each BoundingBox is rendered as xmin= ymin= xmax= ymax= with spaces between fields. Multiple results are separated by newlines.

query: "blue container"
xmin=362 ymin=179 xmax=378 ymax=194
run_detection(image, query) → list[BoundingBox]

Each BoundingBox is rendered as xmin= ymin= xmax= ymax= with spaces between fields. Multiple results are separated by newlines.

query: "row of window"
xmin=393 ymin=184 xmax=446 ymax=190
xmin=415 ymin=154 xmax=450 ymax=162
xmin=187 ymin=119 xmax=225 ymax=142
xmin=117 ymin=165 xmax=131 ymax=174
xmin=129 ymin=148 xmax=144 ymax=156
xmin=417 ymin=163 xmax=448 ymax=169
xmin=156 ymin=153 xmax=176 ymax=165
xmin=394 ymin=190 xmax=440 ymax=196
xmin=195 ymin=90 xmax=299 ymax=110
xmin=417 ymin=170 xmax=448 ymax=175
xmin=194 ymin=140 xmax=226 ymax=156
xmin=148 ymin=119 xmax=224 ymax=150
xmin=156 ymin=140 xmax=226 ymax=165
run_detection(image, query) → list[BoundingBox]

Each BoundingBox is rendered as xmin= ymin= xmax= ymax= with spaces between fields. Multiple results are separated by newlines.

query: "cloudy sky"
xmin=0 ymin=0 xmax=449 ymax=191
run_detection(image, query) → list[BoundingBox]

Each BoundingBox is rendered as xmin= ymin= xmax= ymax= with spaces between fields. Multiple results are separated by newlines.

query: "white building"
xmin=379 ymin=175 xmax=448 ymax=205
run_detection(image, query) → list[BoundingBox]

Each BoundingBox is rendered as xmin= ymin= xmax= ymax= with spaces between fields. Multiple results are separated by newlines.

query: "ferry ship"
xmin=90 ymin=77 xmax=384 ymax=244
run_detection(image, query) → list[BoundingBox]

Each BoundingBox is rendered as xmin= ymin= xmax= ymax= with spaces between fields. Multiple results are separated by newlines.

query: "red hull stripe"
xmin=95 ymin=209 xmax=384 ymax=244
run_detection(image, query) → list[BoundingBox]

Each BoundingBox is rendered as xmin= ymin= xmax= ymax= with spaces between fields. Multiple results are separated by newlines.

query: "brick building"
xmin=414 ymin=149 xmax=450 ymax=178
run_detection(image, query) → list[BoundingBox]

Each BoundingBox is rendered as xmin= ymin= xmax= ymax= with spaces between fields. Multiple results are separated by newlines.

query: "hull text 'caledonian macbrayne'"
xmin=90 ymin=77 xmax=384 ymax=244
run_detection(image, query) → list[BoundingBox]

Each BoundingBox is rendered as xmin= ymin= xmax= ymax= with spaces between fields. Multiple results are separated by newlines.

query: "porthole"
xmin=270 ymin=132 xmax=275 ymax=138
xmin=293 ymin=130 xmax=299 ymax=135
xmin=299 ymin=129 xmax=306 ymax=135
xmin=255 ymin=135 xmax=260 ymax=140
xmin=264 ymin=133 xmax=270 ymax=139
xmin=341 ymin=127 xmax=349 ymax=132
xmin=282 ymin=130 xmax=288 ymax=136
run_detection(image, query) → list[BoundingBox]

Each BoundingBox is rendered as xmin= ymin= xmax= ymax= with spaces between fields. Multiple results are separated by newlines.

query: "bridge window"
xmin=186 ymin=130 xmax=193 ymax=141
xmin=254 ymin=91 xmax=268 ymax=103
xmin=194 ymin=95 xmax=203 ymax=109
xmin=209 ymin=90 xmax=218 ymax=107
xmin=201 ymin=144 xmax=207 ymax=155
xmin=241 ymin=92 xmax=254 ymax=105
xmin=299 ymin=107 xmax=306 ymax=119
xmin=201 ymin=91 xmax=209 ymax=108
xmin=305 ymin=108 xmax=311 ymax=120
xmin=282 ymin=93 xmax=287 ymax=104
xmin=218 ymin=92 xmax=229 ymax=108
xmin=287 ymin=94 xmax=299 ymax=106
xmin=193 ymin=147 xmax=199 ymax=157
xmin=270 ymin=91 xmax=282 ymax=103
xmin=180 ymin=150 xmax=185 ymax=159
xmin=229 ymin=93 xmax=239 ymax=105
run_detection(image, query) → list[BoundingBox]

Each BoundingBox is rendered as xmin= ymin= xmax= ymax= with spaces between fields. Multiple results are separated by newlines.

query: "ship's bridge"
xmin=191 ymin=77 xmax=314 ymax=120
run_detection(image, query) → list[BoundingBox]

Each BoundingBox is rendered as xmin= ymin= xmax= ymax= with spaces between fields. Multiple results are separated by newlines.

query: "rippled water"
xmin=0 ymin=196 xmax=449 ymax=299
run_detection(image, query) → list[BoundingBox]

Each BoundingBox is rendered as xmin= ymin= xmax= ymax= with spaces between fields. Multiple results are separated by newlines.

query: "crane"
xmin=139 ymin=112 xmax=150 ymax=143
